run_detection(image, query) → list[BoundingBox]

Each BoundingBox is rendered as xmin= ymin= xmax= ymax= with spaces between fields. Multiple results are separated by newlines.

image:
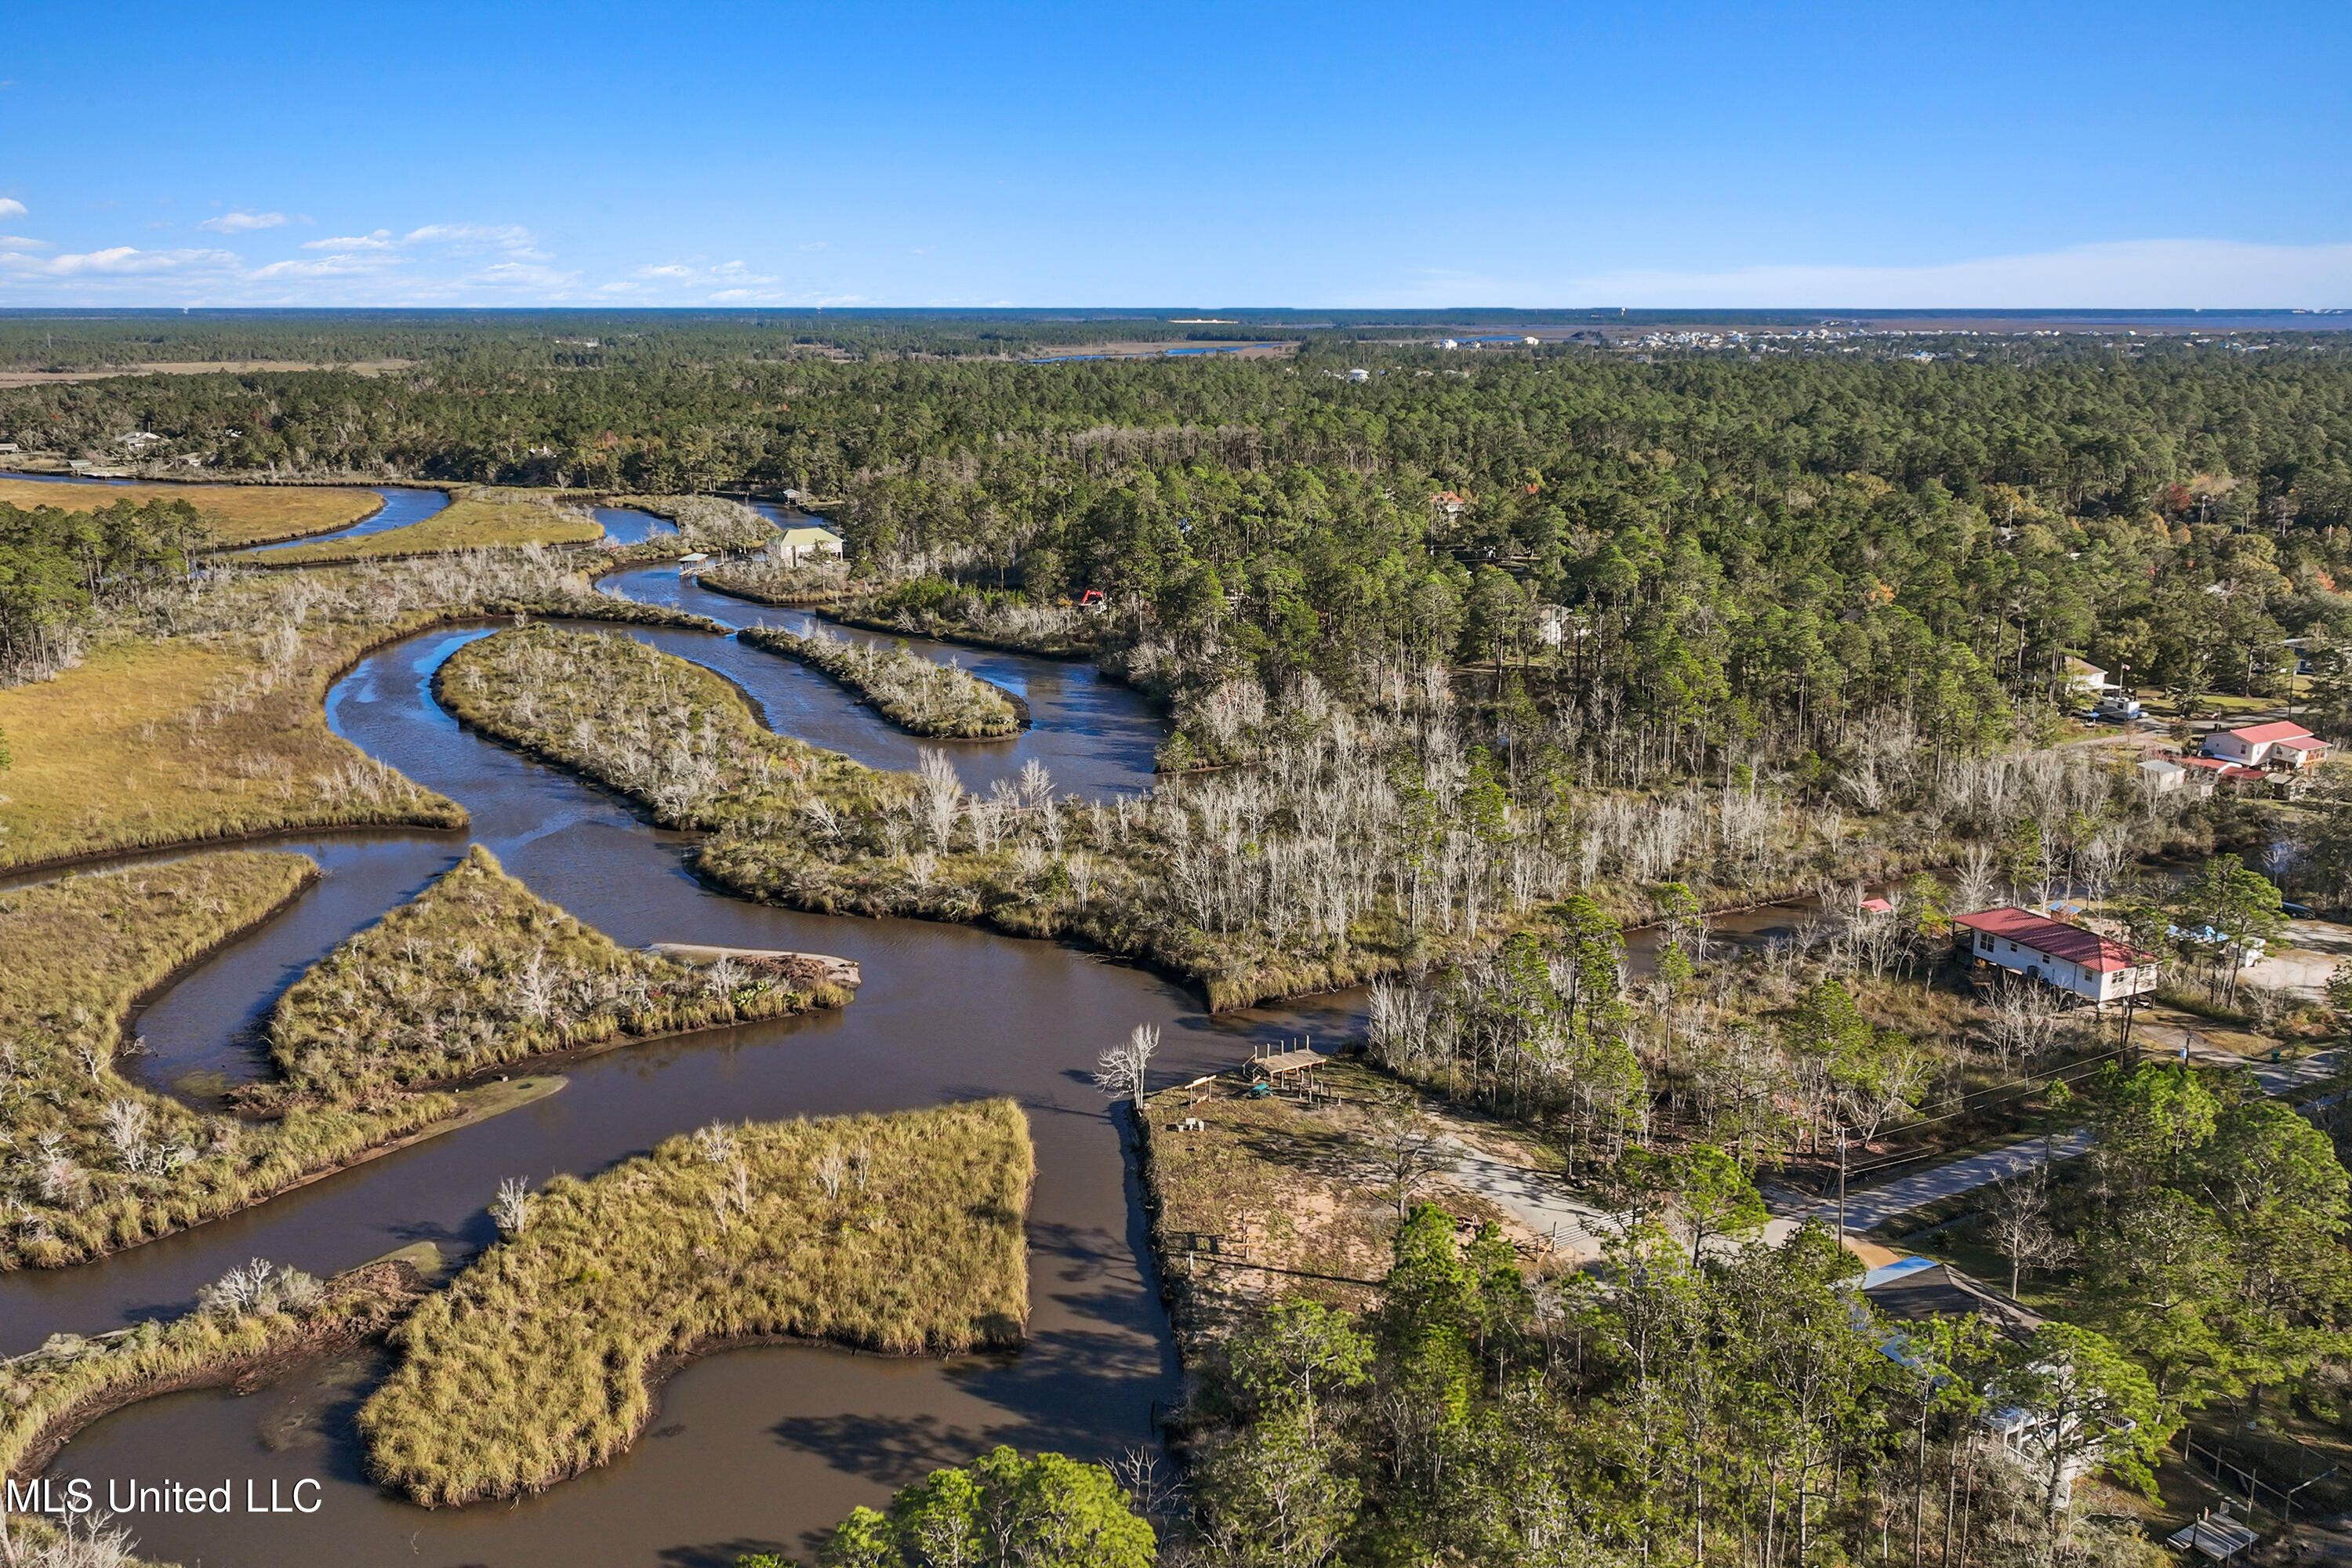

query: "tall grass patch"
xmin=257 ymin=844 xmax=848 ymax=1104
xmin=359 ymin=1099 xmax=1033 ymax=1505
xmin=258 ymin=490 xmax=599 ymax=564
xmin=0 ymin=1254 xmax=426 ymax=1482
xmin=434 ymin=622 xmax=906 ymax=829
xmin=0 ymin=854 xmax=463 ymax=1269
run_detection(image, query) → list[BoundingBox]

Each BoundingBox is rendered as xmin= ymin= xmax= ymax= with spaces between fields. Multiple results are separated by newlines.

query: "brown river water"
xmin=0 ymin=559 xmax=1857 ymax=1565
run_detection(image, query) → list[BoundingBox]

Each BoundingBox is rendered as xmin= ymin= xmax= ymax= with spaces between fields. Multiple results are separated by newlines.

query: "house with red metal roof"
xmin=1952 ymin=907 xmax=2157 ymax=1005
xmin=2201 ymin=720 xmax=2329 ymax=770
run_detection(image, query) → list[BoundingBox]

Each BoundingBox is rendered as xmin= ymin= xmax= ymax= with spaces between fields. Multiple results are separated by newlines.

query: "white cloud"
xmin=197 ymin=210 xmax=288 ymax=234
xmin=1388 ymin=238 xmax=2352 ymax=310
xmin=0 ymin=234 xmax=48 ymax=249
xmin=636 ymin=263 xmax=695 ymax=278
xmin=0 ymin=245 xmax=241 ymax=278
xmin=404 ymin=223 xmax=535 ymax=250
xmin=470 ymin=260 xmax=576 ymax=289
xmin=303 ymin=229 xmax=395 ymax=250
xmin=797 ymin=241 xmax=828 ymax=252
xmin=0 ymin=198 xmax=24 ymax=219
xmin=248 ymin=252 xmax=407 ymax=280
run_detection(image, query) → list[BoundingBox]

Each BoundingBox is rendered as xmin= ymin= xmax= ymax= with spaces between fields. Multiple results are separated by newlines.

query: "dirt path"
xmin=1432 ymin=1133 xmax=1623 ymax=1259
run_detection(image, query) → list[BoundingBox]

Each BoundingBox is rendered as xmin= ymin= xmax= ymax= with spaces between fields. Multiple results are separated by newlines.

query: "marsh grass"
xmin=0 ymin=854 xmax=463 ymax=1269
xmin=358 ymin=1099 xmax=1033 ymax=1506
xmin=735 ymin=624 xmax=1021 ymax=739
xmin=434 ymin=623 xmax=905 ymax=829
xmin=0 ymin=477 xmax=381 ymax=548
xmin=0 ymin=547 xmax=729 ymax=871
xmin=600 ymin=494 xmax=779 ymax=554
xmin=257 ymin=491 xmax=601 ymax=564
xmin=0 ymin=1254 xmax=427 ymax=1481
xmin=256 ymin=845 xmax=847 ymax=1105
xmin=838 ymin=581 xmax=1098 ymax=657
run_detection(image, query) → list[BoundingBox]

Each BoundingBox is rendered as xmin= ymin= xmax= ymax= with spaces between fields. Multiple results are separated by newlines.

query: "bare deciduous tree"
xmin=1093 ymin=1022 xmax=1160 ymax=1109
xmin=1984 ymin=1171 xmax=2074 ymax=1298
xmin=491 ymin=1177 xmax=535 ymax=1236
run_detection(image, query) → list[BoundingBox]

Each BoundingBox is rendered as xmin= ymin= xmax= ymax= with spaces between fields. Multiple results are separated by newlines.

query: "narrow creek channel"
xmin=0 ymin=587 xmax=1357 ymax=1567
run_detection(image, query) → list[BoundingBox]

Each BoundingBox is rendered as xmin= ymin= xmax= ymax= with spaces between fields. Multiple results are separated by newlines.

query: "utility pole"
xmin=1835 ymin=1127 xmax=1849 ymax=1244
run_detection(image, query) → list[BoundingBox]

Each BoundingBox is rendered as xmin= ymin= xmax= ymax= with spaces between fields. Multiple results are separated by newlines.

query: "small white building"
xmin=1954 ymin=908 xmax=2156 ymax=1005
xmin=2201 ymin=720 xmax=2329 ymax=770
xmin=771 ymin=525 xmax=844 ymax=567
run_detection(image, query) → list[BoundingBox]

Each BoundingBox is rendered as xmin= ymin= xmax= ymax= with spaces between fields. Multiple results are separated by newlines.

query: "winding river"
xmin=0 ymin=577 xmax=1359 ymax=1567
xmin=0 ymin=550 xmax=1878 ymax=1564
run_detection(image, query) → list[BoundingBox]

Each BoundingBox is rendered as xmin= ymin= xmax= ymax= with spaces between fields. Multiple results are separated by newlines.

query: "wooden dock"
xmin=648 ymin=942 xmax=862 ymax=988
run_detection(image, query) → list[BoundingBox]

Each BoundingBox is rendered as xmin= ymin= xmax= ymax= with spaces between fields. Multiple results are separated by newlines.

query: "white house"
xmin=2058 ymin=655 xmax=2109 ymax=700
xmin=1954 ymin=908 xmax=2156 ymax=1005
xmin=2201 ymin=720 xmax=2329 ymax=769
xmin=771 ymin=525 xmax=844 ymax=567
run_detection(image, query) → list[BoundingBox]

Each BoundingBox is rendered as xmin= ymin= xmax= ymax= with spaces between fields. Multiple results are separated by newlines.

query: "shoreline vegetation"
xmin=0 ymin=852 xmax=464 ymax=1271
xmin=0 ymin=1250 xmax=432 ymax=1483
xmin=358 ymin=1099 xmax=1033 ymax=1506
xmin=433 ymin=622 xmax=904 ymax=830
xmin=735 ymin=622 xmax=1024 ymax=739
xmin=692 ymin=561 xmax=855 ymax=607
xmin=0 ymin=546 xmax=731 ymax=873
xmin=249 ymin=844 xmax=850 ymax=1109
xmin=0 ymin=475 xmax=384 ymax=549
xmin=0 ymin=837 xmax=819 ymax=1273
xmin=439 ymin=623 xmax=1955 ymax=1011
xmin=826 ymin=579 xmax=1101 ymax=659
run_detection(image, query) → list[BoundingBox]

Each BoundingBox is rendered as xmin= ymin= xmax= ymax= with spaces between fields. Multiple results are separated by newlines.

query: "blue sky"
xmin=3 ymin=0 xmax=2347 ymax=308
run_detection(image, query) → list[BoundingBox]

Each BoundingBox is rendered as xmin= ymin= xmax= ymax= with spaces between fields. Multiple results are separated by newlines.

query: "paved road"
xmin=1774 ymin=1049 xmax=2341 ymax=1232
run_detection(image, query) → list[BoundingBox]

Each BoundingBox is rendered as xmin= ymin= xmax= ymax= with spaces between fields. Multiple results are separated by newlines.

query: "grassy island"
xmin=257 ymin=488 xmax=600 ymax=564
xmin=736 ymin=623 xmax=1022 ymax=738
xmin=0 ymin=547 xmax=732 ymax=872
xmin=0 ymin=854 xmax=466 ymax=1269
xmin=256 ymin=845 xmax=851 ymax=1105
xmin=359 ymin=1099 xmax=1033 ymax=1507
xmin=0 ymin=1250 xmax=431 ymax=1482
xmin=694 ymin=558 xmax=853 ymax=606
xmin=0 ymin=841 xmax=793 ymax=1270
xmin=434 ymin=622 xmax=901 ymax=829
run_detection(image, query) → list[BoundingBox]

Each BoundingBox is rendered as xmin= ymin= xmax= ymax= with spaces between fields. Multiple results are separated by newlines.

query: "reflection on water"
xmin=591 ymin=506 xmax=677 ymax=546
xmin=235 ymin=486 xmax=450 ymax=554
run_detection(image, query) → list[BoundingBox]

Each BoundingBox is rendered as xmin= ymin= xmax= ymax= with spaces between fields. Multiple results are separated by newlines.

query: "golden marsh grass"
xmin=359 ymin=1099 xmax=1033 ymax=1505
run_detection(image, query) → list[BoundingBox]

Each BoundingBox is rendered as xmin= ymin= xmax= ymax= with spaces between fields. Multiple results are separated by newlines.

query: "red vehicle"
xmin=1076 ymin=589 xmax=1106 ymax=609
